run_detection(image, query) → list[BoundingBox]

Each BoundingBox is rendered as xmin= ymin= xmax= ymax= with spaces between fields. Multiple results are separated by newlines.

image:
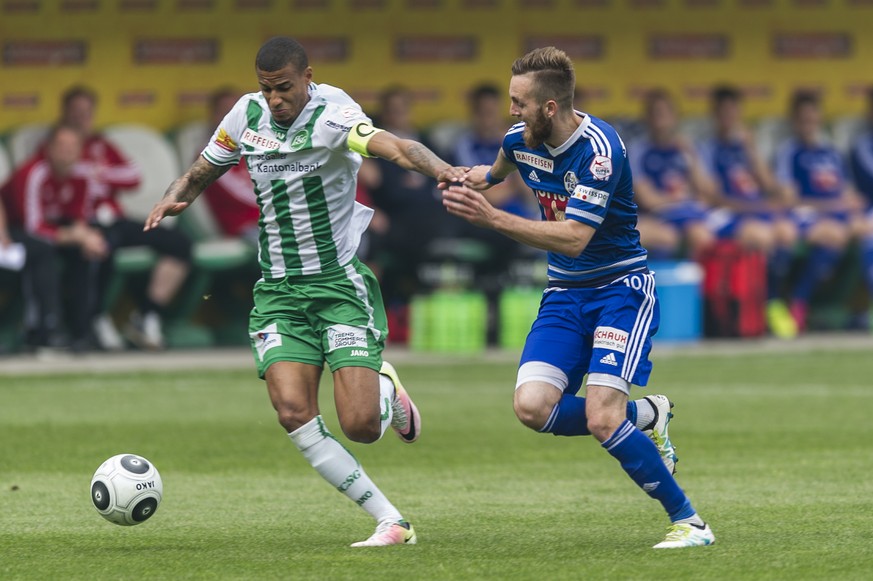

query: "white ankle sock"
xmin=674 ymin=513 xmax=705 ymax=527
xmin=289 ymin=416 xmax=402 ymax=523
xmin=378 ymin=373 xmax=395 ymax=438
xmin=634 ymin=397 xmax=656 ymax=430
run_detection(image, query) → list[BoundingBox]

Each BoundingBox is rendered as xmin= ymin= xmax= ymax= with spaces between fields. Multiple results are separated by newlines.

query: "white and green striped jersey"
xmin=202 ymin=83 xmax=375 ymax=279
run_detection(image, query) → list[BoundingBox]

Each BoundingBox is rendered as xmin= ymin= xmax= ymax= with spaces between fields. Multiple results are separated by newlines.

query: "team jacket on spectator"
xmin=203 ymin=159 xmax=259 ymax=237
xmin=501 ymin=113 xmax=647 ymax=286
xmin=37 ymin=135 xmax=142 ymax=224
xmin=698 ymin=138 xmax=764 ymax=201
xmin=628 ymin=139 xmax=694 ymax=203
xmin=775 ymin=138 xmax=847 ymax=199
xmin=850 ymin=129 xmax=873 ymax=206
xmin=81 ymin=135 xmax=141 ymax=222
xmin=0 ymin=157 xmax=88 ymax=240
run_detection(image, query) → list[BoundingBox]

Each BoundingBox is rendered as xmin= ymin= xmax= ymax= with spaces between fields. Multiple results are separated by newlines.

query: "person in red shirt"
xmin=59 ymin=86 xmax=193 ymax=350
xmin=201 ymin=88 xmax=260 ymax=245
xmin=0 ymin=125 xmax=109 ymax=351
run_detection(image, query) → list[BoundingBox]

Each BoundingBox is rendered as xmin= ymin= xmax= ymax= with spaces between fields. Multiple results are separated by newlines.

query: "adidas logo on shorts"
xmin=599 ymin=352 xmax=618 ymax=366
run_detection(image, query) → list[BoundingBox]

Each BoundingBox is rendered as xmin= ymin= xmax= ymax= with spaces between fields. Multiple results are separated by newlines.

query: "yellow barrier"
xmin=0 ymin=0 xmax=870 ymax=133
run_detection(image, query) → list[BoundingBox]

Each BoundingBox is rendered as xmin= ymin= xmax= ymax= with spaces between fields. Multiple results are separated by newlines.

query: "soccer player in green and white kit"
xmin=144 ymin=37 xmax=467 ymax=547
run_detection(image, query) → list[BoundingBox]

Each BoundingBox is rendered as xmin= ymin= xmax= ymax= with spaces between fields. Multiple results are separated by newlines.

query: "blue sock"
xmin=792 ymin=245 xmax=841 ymax=302
xmin=862 ymin=238 xmax=873 ymax=293
xmin=602 ymin=420 xmax=695 ymax=522
xmin=767 ymin=247 xmax=793 ymax=300
xmin=541 ymin=394 xmax=638 ymax=437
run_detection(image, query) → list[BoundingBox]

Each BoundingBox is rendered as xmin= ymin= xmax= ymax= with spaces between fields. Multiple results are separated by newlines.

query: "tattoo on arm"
xmin=162 ymin=156 xmax=232 ymax=204
xmin=404 ymin=142 xmax=447 ymax=178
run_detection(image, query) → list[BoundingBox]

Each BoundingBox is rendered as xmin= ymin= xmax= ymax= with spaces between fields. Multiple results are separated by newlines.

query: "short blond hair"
xmin=511 ymin=47 xmax=575 ymax=110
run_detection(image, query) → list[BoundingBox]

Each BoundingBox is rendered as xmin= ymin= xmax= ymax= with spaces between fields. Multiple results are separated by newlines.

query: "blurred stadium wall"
xmin=0 ymin=0 xmax=870 ymax=132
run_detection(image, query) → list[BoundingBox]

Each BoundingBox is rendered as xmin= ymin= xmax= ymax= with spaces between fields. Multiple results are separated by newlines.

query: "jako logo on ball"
xmin=90 ymin=454 xmax=163 ymax=526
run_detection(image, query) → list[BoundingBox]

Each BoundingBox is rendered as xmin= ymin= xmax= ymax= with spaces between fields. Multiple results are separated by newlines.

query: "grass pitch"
xmin=2 ymin=349 xmax=873 ymax=580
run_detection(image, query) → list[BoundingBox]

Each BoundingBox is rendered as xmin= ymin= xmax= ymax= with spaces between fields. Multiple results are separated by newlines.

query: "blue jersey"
xmin=698 ymin=138 xmax=764 ymax=201
xmin=775 ymin=138 xmax=847 ymax=200
xmin=850 ymin=130 xmax=873 ymax=206
xmin=502 ymin=113 xmax=647 ymax=286
xmin=628 ymin=139 xmax=694 ymax=203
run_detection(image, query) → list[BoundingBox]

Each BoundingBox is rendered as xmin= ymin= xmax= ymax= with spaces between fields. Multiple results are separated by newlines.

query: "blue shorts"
xmin=791 ymin=208 xmax=850 ymax=237
xmin=708 ymin=208 xmax=776 ymax=239
xmin=656 ymin=201 xmax=708 ymax=228
xmin=518 ymin=271 xmax=660 ymax=394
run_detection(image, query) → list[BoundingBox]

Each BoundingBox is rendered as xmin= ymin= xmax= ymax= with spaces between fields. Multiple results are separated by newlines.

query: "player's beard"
xmin=523 ymin=108 xmax=552 ymax=149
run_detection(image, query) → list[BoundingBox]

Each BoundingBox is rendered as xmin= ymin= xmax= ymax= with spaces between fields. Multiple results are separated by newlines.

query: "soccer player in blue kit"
xmin=442 ymin=47 xmax=715 ymax=548
xmin=775 ymin=91 xmax=867 ymax=332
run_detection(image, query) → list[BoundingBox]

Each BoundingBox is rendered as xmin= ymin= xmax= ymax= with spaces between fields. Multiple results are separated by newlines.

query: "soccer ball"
xmin=90 ymin=454 xmax=163 ymax=526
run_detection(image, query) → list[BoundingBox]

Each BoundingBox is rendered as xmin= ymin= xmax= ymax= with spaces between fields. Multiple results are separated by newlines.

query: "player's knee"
xmin=739 ymin=222 xmax=774 ymax=252
xmin=513 ymin=387 xmax=551 ymax=431
xmin=811 ymin=221 xmax=849 ymax=249
xmin=688 ymin=226 xmax=714 ymax=255
xmin=335 ymin=404 xmax=381 ymax=443
xmin=586 ymin=409 xmax=622 ymax=442
xmin=775 ymin=220 xmax=799 ymax=246
xmin=340 ymin=419 xmax=380 ymax=444
xmin=640 ymin=225 xmax=679 ymax=254
xmin=275 ymin=405 xmax=315 ymax=433
xmin=586 ymin=417 xmax=613 ymax=442
xmin=273 ymin=397 xmax=320 ymax=432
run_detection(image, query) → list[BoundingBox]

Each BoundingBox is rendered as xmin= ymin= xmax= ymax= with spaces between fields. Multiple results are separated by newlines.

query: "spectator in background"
xmin=573 ymin=85 xmax=589 ymax=111
xmin=201 ymin=87 xmax=260 ymax=246
xmin=699 ymin=85 xmax=798 ymax=338
xmin=849 ymin=87 xmax=873 ymax=311
xmin=450 ymin=84 xmax=533 ymax=257
xmin=850 ymin=88 xmax=873 ymax=205
xmin=452 ymin=83 xmax=534 ymax=222
xmin=58 ymin=85 xmax=193 ymax=350
xmin=352 ymin=160 xmax=387 ymax=275
xmin=0 ymin=125 xmax=108 ymax=352
xmin=774 ymin=91 xmax=865 ymax=332
xmin=448 ymin=83 xmax=536 ymax=344
xmin=360 ymin=86 xmax=445 ymax=307
xmin=630 ymin=89 xmax=717 ymax=258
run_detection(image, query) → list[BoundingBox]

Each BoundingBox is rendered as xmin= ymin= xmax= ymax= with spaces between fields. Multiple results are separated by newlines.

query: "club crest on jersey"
xmin=514 ymin=151 xmax=554 ymax=172
xmin=289 ymin=129 xmax=310 ymax=152
xmin=241 ymin=128 xmax=281 ymax=151
xmin=590 ymin=155 xmax=613 ymax=181
xmin=563 ymin=171 xmax=578 ymax=194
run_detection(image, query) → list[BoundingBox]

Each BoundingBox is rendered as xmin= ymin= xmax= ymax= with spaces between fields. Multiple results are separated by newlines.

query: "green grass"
xmin=2 ymin=350 xmax=873 ymax=580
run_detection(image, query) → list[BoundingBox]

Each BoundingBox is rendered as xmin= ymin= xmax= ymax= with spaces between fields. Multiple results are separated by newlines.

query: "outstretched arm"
xmin=359 ymin=130 xmax=468 ymax=184
xmin=144 ymin=156 xmax=232 ymax=231
xmin=464 ymin=150 xmax=517 ymax=191
xmin=443 ymin=184 xmax=595 ymax=257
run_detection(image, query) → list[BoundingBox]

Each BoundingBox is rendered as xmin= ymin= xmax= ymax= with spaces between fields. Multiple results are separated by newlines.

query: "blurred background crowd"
xmin=1 ymin=0 xmax=872 ymax=355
